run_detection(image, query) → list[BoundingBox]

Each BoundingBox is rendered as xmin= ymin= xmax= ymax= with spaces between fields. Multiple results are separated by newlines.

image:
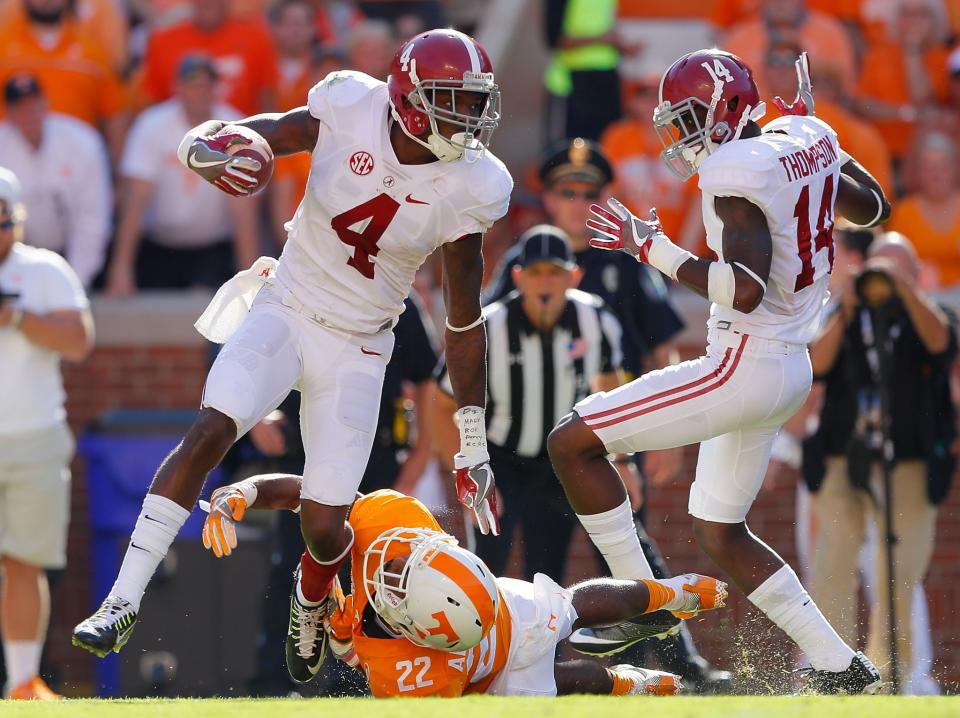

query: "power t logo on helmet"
xmin=653 ymin=49 xmax=767 ymax=180
xmin=387 ymin=29 xmax=501 ymax=162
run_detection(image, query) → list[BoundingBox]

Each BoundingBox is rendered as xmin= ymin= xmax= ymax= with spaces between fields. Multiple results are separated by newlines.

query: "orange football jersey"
xmin=338 ymin=490 xmax=512 ymax=697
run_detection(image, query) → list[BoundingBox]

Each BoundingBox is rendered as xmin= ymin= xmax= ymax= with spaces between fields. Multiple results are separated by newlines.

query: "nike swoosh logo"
xmin=404 ymin=193 xmax=429 ymax=205
xmin=188 ymin=155 xmax=227 ymax=169
xmin=360 ymin=347 xmax=382 ymax=356
xmin=130 ymin=542 xmax=148 ymax=552
xmin=143 ymin=514 xmax=164 ymax=524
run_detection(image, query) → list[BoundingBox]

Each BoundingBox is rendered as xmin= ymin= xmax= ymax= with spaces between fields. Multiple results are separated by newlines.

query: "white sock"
xmin=577 ymin=499 xmax=654 ymax=580
xmin=748 ymin=564 xmax=855 ymax=672
xmin=3 ymin=639 xmax=42 ymax=692
xmin=109 ymin=494 xmax=190 ymax=611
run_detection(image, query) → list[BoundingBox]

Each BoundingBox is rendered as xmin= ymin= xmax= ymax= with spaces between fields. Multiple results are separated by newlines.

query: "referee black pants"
xmin=474 ymin=446 xmax=577 ymax=583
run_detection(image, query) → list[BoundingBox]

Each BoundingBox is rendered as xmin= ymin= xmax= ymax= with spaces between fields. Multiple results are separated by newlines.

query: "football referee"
xmin=434 ymin=225 xmax=627 ymax=581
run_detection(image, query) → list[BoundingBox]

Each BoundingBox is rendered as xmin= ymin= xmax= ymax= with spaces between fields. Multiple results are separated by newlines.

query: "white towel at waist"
xmin=194 ymin=256 xmax=278 ymax=343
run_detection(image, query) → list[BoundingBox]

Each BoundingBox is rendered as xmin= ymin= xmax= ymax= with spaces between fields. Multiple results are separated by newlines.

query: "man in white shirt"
xmin=105 ymin=55 xmax=259 ymax=296
xmin=0 ymin=166 xmax=94 ymax=700
xmin=0 ymin=74 xmax=112 ymax=289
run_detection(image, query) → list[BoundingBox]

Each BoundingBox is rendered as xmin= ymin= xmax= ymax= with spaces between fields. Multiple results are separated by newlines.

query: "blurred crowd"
xmin=1 ymin=0 xmax=959 ymax=298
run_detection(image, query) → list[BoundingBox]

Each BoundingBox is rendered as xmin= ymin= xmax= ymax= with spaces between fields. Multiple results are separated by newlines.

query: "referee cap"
xmin=516 ymin=225 xmax=576 ymax=270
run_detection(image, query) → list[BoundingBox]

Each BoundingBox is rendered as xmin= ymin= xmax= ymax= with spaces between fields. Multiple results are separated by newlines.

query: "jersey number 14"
xmin=793 ymin=174 xmax=835 ymax=292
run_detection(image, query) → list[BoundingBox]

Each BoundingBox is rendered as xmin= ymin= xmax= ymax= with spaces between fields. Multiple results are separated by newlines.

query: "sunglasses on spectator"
xmin=0 ymin=219 xmax=15 ymax=230
xmin=555 ymin=188 xmax=601 ymax=201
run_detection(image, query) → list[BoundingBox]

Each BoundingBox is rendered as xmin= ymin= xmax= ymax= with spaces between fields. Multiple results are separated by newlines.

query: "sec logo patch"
xmin=350 ymin=151 xmax=375 ymax=176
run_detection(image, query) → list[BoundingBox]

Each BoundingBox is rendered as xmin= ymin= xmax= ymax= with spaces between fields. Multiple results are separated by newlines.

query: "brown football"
xmin=216 ymin=124 xmax=274 ymax=196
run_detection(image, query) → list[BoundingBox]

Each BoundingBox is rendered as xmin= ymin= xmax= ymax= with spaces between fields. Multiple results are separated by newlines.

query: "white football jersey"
xmin=698 ymin=114 xmax=841 ymax=344
xmin=276 ymin=71 xmax=513 ymax=334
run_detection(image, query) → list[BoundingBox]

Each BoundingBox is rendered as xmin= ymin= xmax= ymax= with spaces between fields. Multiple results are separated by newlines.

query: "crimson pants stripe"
xmin=582 ymin=336 xmax=749 ymax=430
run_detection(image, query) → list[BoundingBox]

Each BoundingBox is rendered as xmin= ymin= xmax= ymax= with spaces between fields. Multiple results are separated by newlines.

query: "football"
xmin=216 ymin=124 xmax=274 ymax=195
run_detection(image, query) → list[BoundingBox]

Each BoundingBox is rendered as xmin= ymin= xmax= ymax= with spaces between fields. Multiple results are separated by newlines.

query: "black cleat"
xmin=285 ymin=567 xmax=330 ymax=684
xmin=569 ymin=610 xmax=682 ymax=657
xmin=801 ymin=652 xmax=883 ymax=694
xmin=72 ymin=596 xmax=138 ymax=658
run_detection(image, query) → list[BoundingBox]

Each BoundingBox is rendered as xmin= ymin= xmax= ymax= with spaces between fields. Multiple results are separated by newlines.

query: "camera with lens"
xmin=854 ymin=266 xmax=897 ymax=309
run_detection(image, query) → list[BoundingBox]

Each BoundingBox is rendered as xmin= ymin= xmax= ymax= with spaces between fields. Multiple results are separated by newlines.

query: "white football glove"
xmin=454 ymin=454 xmax=500 ymax=536
xmin=586 ymin=198 xmax=694 ymax=280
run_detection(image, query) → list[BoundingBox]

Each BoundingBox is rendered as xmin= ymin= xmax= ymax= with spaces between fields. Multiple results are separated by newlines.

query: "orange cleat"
xmin=7 ymin=675 xmax=63 ymax=700
xmin=610 ymin=665 xmax=683 ymax=696
xmin=669 ymin=573 xmax=728 ymax=620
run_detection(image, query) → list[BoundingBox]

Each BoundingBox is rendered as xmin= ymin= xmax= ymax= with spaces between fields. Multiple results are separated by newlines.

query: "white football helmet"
xmin=362 ymin=527 xmax=499 ymax=652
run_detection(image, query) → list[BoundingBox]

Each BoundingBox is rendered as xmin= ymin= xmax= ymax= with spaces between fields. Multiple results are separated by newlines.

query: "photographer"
xmin=807 ymin=232 xmax=957 ymax=682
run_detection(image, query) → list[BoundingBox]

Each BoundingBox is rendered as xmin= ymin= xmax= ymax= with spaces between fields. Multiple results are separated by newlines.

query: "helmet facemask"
xmin=391 ymin=72 xmax=501 ymax=163
xmin=653 ymin=75 xmax=765 ymax=181
xmin=363 ymin=528 xmax=460 ymax=647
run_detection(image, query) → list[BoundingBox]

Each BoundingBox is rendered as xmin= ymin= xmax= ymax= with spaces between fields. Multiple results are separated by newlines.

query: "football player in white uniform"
xmin=73 ymin=30 xmax=513 ymax=685
xmin=547 ymin=50 xmax=891 ymax=693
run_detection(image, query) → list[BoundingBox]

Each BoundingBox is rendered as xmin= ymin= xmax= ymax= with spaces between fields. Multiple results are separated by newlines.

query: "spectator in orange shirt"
xmin=0 ymin=0 xmax=129 ymax=72
xmin=599 ymin=75 xmax=703 ymax=254
xmin=857 ymin=0 xmax=952 ymax=161
xmin=763 ymin=45 xmax=895 ymax=196
xmin=887 ymin=131 xmax=960 ymax=288
xmin=721 ymin=0 xmax=857 ymax=98
xmin=139 ymin=0 xmax=279 ymax=115
xmin=0 ymin=0 xmax=127 ymax=159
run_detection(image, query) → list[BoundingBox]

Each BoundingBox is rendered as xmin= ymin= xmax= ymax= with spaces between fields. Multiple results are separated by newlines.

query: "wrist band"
xmin=446 ymin=314 xmax=485 ymax=333
xmin=454 ymin=406 xmax=488 ymax=469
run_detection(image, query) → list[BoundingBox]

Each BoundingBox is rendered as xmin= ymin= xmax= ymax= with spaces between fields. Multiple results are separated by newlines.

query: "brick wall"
xmin=47 ymin=299 xmax=960 ymax=695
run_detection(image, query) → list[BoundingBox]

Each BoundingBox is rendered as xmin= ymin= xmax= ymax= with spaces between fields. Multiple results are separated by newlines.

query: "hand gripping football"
xmin=215 ymin=124 xmax=275 ymax=195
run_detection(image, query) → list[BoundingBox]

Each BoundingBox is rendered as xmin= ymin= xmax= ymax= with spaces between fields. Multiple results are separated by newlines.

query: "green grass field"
xmin=2 ymin=696 xmax=958 ymax=718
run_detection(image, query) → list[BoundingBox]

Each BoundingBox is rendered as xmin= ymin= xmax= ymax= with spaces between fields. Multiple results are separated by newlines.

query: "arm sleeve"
xmin=65 ymin=130 xmax=113 ymax=288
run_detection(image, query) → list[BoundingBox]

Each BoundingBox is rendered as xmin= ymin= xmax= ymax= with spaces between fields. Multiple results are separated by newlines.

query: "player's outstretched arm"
xmin=178 ymin=108 xmax=321 ymax=195
xmin=569 ymin=574 xmax=727 ymax=629
xmin=442 ymin=234 xmax=500 ymax=536
xmin=200 ymin=473 xmax=303 ymax=557
xmin=674 ymin=196 xmax=772 ymax=313
xmin=836 ymin=156 xmax=891 ymax=228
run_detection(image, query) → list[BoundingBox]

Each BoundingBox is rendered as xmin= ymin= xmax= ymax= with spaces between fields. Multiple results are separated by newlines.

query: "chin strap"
xmin=389 ymin=104 xmax=463 ymax=162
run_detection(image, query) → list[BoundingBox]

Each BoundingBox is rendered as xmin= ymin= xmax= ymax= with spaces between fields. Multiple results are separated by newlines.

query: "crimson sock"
xmin=297 ymin=525 xmax=354 ymax=604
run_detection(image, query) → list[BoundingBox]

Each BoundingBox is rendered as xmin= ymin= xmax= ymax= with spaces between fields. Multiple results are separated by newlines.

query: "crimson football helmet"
xmin=653 ymin=49 xmax=766 ymax=180
xmin=363 ymin=527 xmax=499 ymax=652
xmin=387 ymin=29 xmax=500 ymax=162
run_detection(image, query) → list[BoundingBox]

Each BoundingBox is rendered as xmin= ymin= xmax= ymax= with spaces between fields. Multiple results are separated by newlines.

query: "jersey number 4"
xmin=331 ymin=194 xmax=401 ymax=279
xmin=793 ymin=174 xmax=835 ymax=292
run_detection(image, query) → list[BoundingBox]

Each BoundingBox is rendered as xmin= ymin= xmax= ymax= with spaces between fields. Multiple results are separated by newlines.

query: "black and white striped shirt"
xmin=439 ymin=289 xmax=623 ymax=458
